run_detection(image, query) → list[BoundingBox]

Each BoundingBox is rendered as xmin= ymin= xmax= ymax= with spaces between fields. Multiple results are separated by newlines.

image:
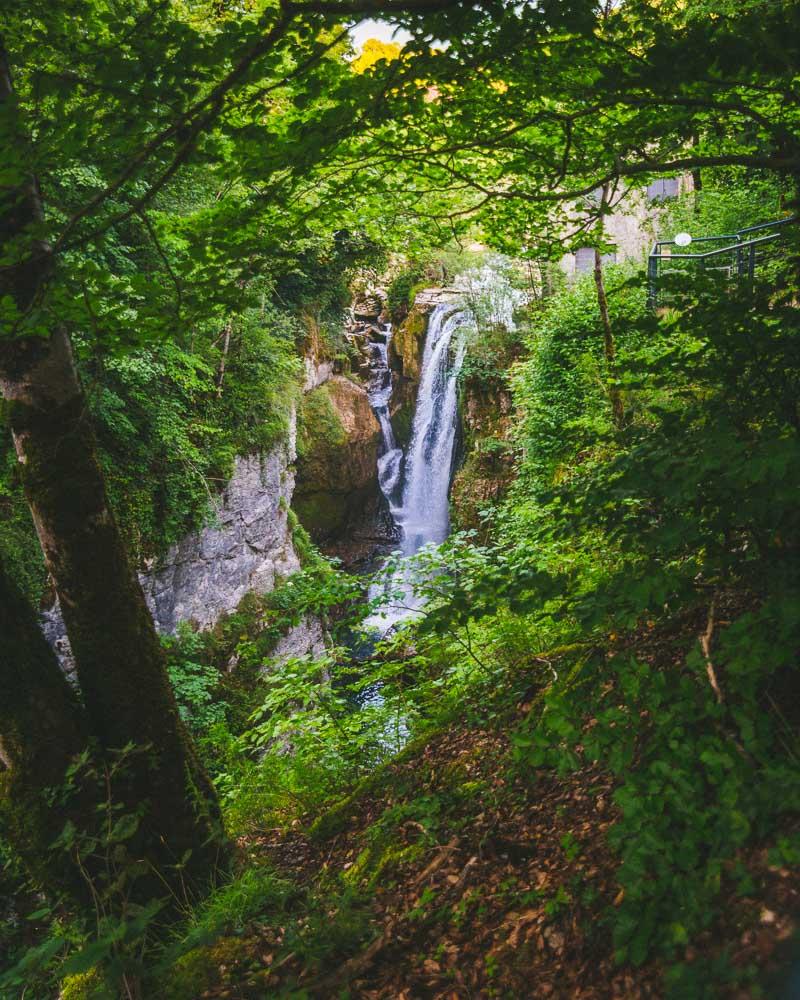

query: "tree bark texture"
xmin=593 ymin=249 xmax=625 ymax=429
xmin=0 ymin=562 xmax=96 ymax=903
xmin=0 ymin=40 xmax=228 ymax=903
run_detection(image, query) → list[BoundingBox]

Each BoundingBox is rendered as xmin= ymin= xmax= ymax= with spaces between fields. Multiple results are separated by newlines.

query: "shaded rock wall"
xmin=292 ymin=376 xmax=383 ymax=545
xmin=43 ymin=291 xmax=439 ymax=663
xmin=451 ymin=380 xmax=516 ymax=538
xmin=141 ymin=444 xmax=299 ymax=633
xmin=41 ymin=427 xmax=323 ymax=663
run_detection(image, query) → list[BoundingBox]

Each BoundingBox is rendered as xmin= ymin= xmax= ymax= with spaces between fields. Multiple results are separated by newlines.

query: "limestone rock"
xmin=143 ymin=446 xmax=299 ymax=633
xmin=412 ymin=287 xmax=460 ymax=311
xmin=304 ymin=355 xmax=335 ymax=392
xmin=390 ymin=306 xmax=428 ymax=382
xmin=352 ymin=295 xmax=384 ymax=320
xmin=41 ymin=434 xmax=302 ymax=657
xmin=270 ymin=615 xmax=327 ymax=663
xmin=293 ymin=376 xmax=382 ymax=542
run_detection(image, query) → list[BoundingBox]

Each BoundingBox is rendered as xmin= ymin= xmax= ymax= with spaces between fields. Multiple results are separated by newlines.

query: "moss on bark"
xmin=1 ymin=39 xmax=228 ymax=915
xmin=3 ymin=354 xmax=229 ymax=905
xmin=0 ymin=561 xmax=92 ymax=902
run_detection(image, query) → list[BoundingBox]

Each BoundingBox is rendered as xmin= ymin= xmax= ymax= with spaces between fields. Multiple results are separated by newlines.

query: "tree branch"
xmin=286 ymin=0 xmax=463 ymax=13
xmin=52 ymin=10 xmax=293 ymax=253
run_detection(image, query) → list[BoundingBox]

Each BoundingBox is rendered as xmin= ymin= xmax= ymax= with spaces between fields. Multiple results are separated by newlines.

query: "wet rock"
xmin=412 ymin=287 xmax=460 ymax=311
xmin=353 ymin=295 xmax=384 ymax=320
xmin=390 ymin=306 xmax=428 ymax=382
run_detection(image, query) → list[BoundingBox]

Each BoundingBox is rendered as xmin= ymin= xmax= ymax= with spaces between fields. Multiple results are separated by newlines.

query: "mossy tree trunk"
xmin=0 ymin=41 xmax=227 ymax=906
xmin=0 ymin=561 xmax=94 ymax=905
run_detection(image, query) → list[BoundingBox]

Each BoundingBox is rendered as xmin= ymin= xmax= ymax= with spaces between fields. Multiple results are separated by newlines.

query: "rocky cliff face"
xmin=42 ymin=422 xmax=325 ymax=664
xmin=42 ymin=292 xmax=439 ymax=661
xmin=292 ymin=376 xmax=383 ymax=546
xmin=290 ymin=294 xmax=408 ymax=565
xmin=142 ymin=444 xmax=299 ymax=633
xmin=451 ymin=378 xmax=516 ymax=538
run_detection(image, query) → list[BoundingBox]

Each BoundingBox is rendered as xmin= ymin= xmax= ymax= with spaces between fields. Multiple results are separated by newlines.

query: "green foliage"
xmin=4 ymin=0 xmax=800 ymax=990
xmin=510 ymin=263 xmax=650 ymax=496
xmin=287 ymin=508 xmax=327 ymax=571
xmin=0 ymin=443 xmax=46 ymax=603
xmin=274 ymin=230 xmax=386 ymax=325
xmin=413 ymin=240 xmax=800 ymax=978
xmin=515 ymin=646 xmax=800 ymax=966
xmin=0 ymin=746 xmax=181 ymax=998
xmin=164 ymin=626 xmax=227 ymax=733
xmin=658 ymin=170 xmax=786 ymax=242
xmin=446 ymin=258 xmax=524 ymax=389
xmin=387 ymin=262 xmax=426 ymax=318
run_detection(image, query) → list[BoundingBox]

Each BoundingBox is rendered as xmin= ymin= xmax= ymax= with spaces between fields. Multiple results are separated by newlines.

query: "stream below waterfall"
xmin=362 ymin=300 xmax=470 ymax=635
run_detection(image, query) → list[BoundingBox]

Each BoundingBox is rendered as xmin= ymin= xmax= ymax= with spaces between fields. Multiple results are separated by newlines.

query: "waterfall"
xmin=364 ymin=302 xmax=470 ymax=632
xmin=395 ymin=304 xmax=468 ymax=555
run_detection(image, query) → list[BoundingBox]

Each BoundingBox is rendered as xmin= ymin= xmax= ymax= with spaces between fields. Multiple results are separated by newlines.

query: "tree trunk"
xmin=0 ymin=562 xmax=95 ymax=904
xmin=592 ymin=183 xmax=624 ymax=430
xmin=690 ymin=134 xmax=703 ymax=204
xmin=1 ymin=40 xmax=227 ymax=905
xmin=593 ymin=249 xmax=624 ymax=429
xmin=216 ymin=320 xmax=232 ymax=397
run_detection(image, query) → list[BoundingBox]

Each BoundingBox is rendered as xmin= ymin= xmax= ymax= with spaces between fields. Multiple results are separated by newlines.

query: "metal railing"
xmin=647 ymin=216 xmax=797 ymax=308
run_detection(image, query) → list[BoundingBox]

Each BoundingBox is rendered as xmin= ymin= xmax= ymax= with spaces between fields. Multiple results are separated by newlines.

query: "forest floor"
xmin=162 ymin=611 xmax=800 ymax=1000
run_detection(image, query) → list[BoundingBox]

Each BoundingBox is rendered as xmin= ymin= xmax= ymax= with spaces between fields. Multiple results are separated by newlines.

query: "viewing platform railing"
xmin=647 ymin=216 xmax=796 ymax=309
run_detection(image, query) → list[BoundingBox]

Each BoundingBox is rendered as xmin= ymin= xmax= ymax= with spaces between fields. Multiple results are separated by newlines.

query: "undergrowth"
xmin=4 ymin=211 xmax=799 ymax=999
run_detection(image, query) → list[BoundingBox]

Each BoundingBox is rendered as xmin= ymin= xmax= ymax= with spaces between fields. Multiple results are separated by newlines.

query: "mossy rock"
xmin=294 ymin=377 xmax=381 ymax=542
xmin=390 ymin=307 xmax=428 ymax=381
xmin=451 ymin=382 xmax=517 ymax=535
xmin=451 ymin=449 xmax=514 ymax=535
xmin=390 ymin=400 xmax=415 ymax=449
xmin=59 ymin=969 xmax=111 ymax=1000
xmin=162 ymin=936 xmax=253 ymax=1000
xmin=292 ymin=491 xmax=352 ymax=543
xmin=296 ymin=384 xmax=348 ymax=461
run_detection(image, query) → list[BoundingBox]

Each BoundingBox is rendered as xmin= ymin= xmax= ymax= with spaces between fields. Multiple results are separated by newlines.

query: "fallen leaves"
xmin=229 ymin=713 xmax=799 ymax=1000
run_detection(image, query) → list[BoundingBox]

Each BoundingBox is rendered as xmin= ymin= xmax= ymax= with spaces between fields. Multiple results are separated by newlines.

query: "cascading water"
xmin=395 ymin=304 xmax=468 ymax=555
xmin=364 ymin=302 xmax=470 ymax=632
xmin=365 ymin=323 xmax=404 ymax=513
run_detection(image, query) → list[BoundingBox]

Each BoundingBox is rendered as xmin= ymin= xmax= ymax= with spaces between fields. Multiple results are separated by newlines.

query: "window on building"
xmin=647 ymin=177 xmax=680 ymax=201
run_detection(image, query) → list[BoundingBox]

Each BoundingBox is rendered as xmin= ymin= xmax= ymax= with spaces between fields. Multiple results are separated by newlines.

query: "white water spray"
xmin=362 ymin=262 xmax=525 ymax=635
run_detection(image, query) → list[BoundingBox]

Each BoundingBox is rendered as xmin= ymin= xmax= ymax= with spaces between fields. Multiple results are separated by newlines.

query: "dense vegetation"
xmin=1 ymin=1 xmax=799 ymax=997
